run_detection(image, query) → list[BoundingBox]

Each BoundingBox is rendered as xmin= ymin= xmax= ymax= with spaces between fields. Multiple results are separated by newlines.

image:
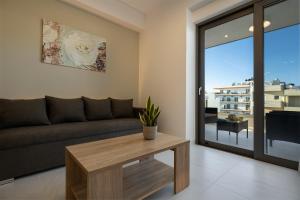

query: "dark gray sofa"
xmin=266 ymin=111 xmax=300 ymax=152
xmin=0 ymin=97 xmax=143 ymax=181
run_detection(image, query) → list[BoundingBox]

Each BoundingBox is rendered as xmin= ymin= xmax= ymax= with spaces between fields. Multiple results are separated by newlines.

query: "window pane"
xmin=204 ymin=13 xmax=254 ymax=150
xmin=264 ymin=0 xmax=300 ymax=161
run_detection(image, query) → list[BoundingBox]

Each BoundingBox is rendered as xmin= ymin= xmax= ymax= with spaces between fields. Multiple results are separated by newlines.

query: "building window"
xmin=246 ymin=105 xmax=250 ymax=110
xmin=274 ymin=96 xmax=279 ymax=100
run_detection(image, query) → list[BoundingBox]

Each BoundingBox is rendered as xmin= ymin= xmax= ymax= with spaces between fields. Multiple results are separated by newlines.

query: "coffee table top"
xmin=66 ymin=133 xmax=189 ymax=173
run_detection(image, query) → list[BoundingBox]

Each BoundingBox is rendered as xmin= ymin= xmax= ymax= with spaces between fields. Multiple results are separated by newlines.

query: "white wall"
xmin=186 ymin=9 xmax=196 ymax=141
xmin=139 ymin=0 xmax=250 ymax=139
xmin=139 ymin=1 xmax=188 ymax=138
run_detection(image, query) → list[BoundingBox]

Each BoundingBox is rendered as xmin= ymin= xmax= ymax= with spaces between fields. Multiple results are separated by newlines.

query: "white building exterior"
xmin=265 ymin=81 xmax=300 ymax=112
xmin=208 ymin=79 xmax=300 ymax=116
xmin=213 ymin=80 xmax=254 ymax=115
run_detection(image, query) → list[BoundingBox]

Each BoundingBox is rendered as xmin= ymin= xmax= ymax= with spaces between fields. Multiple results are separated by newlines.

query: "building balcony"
xmin=265 ymin=101 xmax=284 ymax=108
xmin=220 ymin=108 xmax=251 ymax=113
xmin=284 ymin=89 xmax=300 ymax=96
xmin=220 ymin=101 xmax=250 ymax=104
xmin=215 ymin=93 xmax=250 ymax=96
xmin=284 ymin=107 xmax=300 ymax=112
xmin=264 ymin=85 xmax=284 ymax=95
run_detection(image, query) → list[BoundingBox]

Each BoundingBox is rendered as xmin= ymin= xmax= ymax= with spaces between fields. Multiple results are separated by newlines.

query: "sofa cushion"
xmin=111 ymin=98 xmax=134 ymax=118
xmin=83 ymin=97 xmax=113 ymax=121
xmin=0 ymin=99 xmax=50 ymax=129
xmin=46 ymin=96 xmax=85 ymax=124
xmin=0 ymin=118 xmax=142 ymax=150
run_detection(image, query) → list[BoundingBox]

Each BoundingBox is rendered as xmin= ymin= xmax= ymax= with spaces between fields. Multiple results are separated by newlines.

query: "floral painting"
xmin=42 ymin=20 xmax=106 ymax=72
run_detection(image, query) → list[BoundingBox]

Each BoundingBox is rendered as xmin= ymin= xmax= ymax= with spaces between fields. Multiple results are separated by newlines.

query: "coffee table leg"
xmin=66 ymin=151 xmax=75 ymax=200
xmin=236 ymin=133 xmax=238 ymax=145
xmin=247 ymin=128 xmax=249 ymax=138
xmin=174 ymin=142 xmax=190 ymax=193
xmin=87 ymin=166 xmax=123 ymax=200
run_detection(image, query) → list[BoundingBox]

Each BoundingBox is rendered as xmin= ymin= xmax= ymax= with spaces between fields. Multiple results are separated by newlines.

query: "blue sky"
xmin=205 ymin=24 xmax=300 ymax=92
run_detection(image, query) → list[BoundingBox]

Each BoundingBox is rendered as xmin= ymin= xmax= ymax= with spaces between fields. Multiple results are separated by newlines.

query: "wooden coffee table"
xmin=65 ymin=133 xmax=190 ymax=200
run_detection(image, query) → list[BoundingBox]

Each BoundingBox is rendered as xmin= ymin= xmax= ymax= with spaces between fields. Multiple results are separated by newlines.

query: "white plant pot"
xmin=143 ymin=126 xmax=157 ymax=140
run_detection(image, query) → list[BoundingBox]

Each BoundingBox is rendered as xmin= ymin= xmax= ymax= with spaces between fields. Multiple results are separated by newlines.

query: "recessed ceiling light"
xmin=264 ymin=20 xmax=271 ymax=28
xmin=248 ymin=20 xmax=271 ymax=32
xmin=224 ymin=34 xmax=229 ymax=38
xmin=249 ymin=26 xmax=254 ymax=32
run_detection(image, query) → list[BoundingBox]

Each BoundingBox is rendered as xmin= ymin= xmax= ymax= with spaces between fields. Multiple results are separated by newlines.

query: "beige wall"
xmin=0 ymin=0 xmax=139 ymax=103
xmin=0 ymin=0 xmax=4 ymax=95
xmin=139 ymin=1 xmax=188 ymax=138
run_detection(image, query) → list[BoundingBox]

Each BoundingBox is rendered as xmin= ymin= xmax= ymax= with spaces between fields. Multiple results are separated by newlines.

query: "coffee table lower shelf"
xmin=70 ymin=159 xmax=173 ymax=200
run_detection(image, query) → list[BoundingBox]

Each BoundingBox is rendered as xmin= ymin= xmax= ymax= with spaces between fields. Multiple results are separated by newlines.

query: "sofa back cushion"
xmin=46 ymin=96 xmax=86 ymax=124
xmin=0 ymin=98 xmax=50 ymax=129
xmin=111 ymin=98 xmax=134 ymax=118
xmin=83 ymin=97 xmax=113 ymax=121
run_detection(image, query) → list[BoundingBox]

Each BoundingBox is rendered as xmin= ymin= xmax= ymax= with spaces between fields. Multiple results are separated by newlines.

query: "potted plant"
xmin=139 ymin=96 xmax=160 ymax=140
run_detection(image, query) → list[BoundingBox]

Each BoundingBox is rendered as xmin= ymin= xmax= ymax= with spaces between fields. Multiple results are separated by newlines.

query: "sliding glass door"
xmin=197 ymin=0 xmax=300 ymax=169
xmin=204 ymin=13 xmax=254 ymax=151
xmin=263 ymin=0 xmax=300 ymax=162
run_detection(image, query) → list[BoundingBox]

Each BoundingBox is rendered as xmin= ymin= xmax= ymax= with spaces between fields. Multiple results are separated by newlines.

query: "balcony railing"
xmin=215 ymin=93 xmax=250 ymax=96
xmin=220 ymin=101 xmax=250 ymax=104
xmin=264 ymin=101 xmax=284 ymax=108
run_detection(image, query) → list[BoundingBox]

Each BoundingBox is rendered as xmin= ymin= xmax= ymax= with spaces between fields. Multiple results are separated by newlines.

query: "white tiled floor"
xmin=0 ymin=144 xmax=299 ymax=200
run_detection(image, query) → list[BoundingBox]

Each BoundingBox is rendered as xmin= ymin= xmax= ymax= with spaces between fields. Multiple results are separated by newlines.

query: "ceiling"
xmin=205 ymin=0 xmax=300 ymax=48
xmin=61 ymin=0 xmax=217 ymax=32
xmin=118 ymin=0 xmax=215 ymax=14
xmin=118 ymin=0 xmax=165 ymax=13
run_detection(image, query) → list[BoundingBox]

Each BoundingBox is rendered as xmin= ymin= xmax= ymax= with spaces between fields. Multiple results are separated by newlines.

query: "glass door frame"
xmin=196 ymin=0 xmax=299 ymax=170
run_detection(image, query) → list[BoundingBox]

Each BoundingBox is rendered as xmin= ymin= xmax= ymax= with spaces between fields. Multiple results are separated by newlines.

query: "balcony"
xmin=220 ymin=101 xmax=250 ymax=104
xmin=284 ymin=89 xmax=300 ymax=96
xmin=264 ymin=85 xmax=284 ymax=95
xmin=284 ymin=107 xmax=300 ymax=112
xmin=215 ymin=93 xmax=250 ymax=96
xmin=265 ymin=100 xmax=284 ymax=108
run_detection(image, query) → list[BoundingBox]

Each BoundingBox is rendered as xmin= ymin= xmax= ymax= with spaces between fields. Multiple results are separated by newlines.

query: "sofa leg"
xmin=0 ymin=178 xmax=14 ymax=186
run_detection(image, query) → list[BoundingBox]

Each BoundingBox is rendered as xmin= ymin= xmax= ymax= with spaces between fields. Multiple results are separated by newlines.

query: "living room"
xmin=0 ymin=0 xmax=299 ymax=199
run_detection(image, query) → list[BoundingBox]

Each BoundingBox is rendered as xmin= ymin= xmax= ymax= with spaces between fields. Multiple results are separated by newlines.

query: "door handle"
xmin=199 ymin=87 xmax=202 ymax=96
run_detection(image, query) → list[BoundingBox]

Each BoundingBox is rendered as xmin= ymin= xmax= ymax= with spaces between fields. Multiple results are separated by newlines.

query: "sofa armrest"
xmin=133 ymin=107 xmax=146 ymax=118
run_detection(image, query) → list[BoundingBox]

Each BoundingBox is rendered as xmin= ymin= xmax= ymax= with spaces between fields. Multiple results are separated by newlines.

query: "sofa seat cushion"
xmin=0 ymin=118 xmax=142 ymax=150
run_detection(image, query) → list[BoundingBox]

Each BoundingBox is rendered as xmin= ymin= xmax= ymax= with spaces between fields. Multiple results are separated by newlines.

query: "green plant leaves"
xmin=139 ymin=96 xmax=161 ymax=126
